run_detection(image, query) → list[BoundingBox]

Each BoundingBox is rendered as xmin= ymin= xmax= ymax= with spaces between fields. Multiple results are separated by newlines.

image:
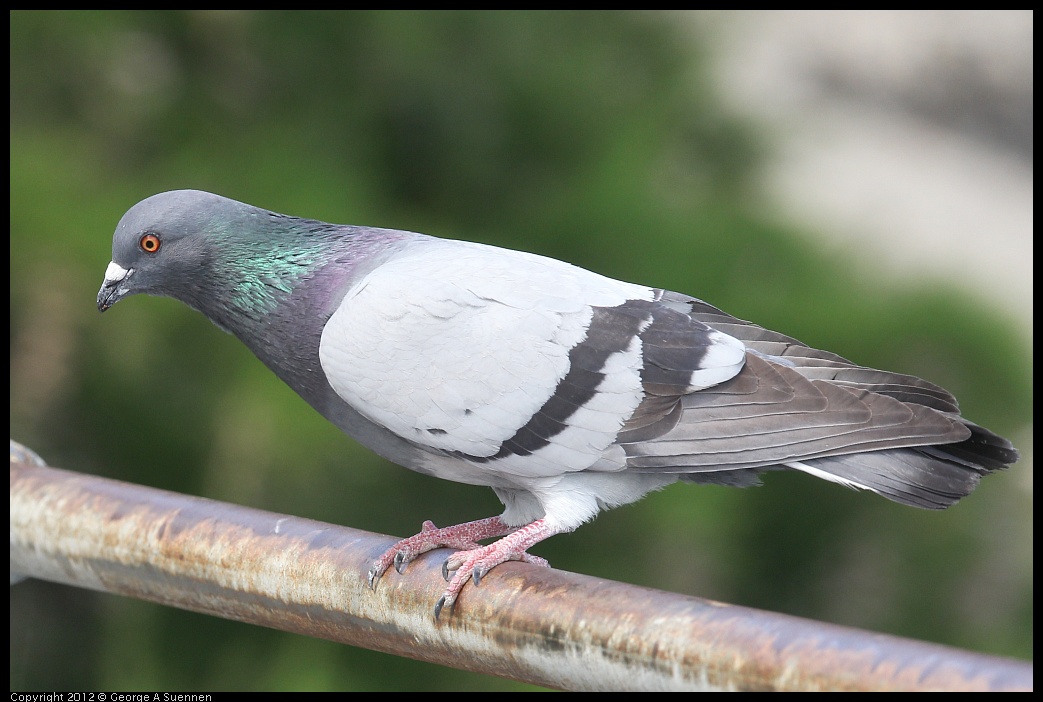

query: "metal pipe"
xmin=9 ymin=454 xmax=1032 ymax=691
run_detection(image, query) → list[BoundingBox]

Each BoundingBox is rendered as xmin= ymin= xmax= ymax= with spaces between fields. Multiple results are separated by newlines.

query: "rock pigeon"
xmin=97 ymin=190 xmax=1018 ymax=617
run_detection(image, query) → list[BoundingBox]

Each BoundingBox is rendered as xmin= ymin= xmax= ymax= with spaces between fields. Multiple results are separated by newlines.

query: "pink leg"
xmin=368 ymin=515 xmax=557 ymax=618
xmin=435 ymin=518 xmax=558 ymax=618
xmin=368 ymin=516 xmax=514 ymax=588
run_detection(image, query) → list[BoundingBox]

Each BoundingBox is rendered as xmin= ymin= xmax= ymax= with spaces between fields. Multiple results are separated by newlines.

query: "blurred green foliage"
xmin=10 ymin=10 xmax=1031 ymax=691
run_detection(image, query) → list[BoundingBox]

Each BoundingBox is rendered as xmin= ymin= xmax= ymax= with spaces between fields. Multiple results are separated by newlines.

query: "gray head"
xmin=97 ymin=190 xmax=266 ymax=313
xmin=96 ymin=189 xmax=421 ymax=451
xmin=98 ymin=189 xmax=417 ymax=344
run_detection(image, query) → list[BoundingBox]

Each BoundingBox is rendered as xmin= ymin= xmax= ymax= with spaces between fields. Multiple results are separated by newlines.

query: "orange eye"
xmin=140 ymin=233 xmax=161 ymax=253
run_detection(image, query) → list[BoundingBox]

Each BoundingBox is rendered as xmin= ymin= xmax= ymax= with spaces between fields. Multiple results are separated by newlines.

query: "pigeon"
xmin=97 ymin=190 xmax=1018 ymax=617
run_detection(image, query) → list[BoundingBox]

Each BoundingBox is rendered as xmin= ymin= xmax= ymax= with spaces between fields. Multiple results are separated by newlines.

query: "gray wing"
xmin=617 ymin=290 xmax=1018 ymax=509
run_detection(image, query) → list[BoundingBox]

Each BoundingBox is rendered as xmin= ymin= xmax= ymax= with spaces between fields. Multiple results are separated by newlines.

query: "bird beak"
xmin=97 ymin=261 xmax=134 ymax=312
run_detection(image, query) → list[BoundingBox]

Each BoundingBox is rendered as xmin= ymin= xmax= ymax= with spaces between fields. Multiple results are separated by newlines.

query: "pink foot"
xmin=368 ymin=516 xmax=514 ymax=588
xmin=367 ymin=516 xmax=558 ymax=618
xmin=435 ymin=519 xmax=557 ymax=618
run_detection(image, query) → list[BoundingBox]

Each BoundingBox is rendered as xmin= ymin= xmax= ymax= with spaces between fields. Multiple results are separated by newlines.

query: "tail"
xmin=787 ymin=422 xmax=1019 ymax=509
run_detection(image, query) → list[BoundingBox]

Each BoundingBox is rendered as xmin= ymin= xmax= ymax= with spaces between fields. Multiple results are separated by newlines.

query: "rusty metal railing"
xmin=9 ymin=444 xmax=1032 ymax=691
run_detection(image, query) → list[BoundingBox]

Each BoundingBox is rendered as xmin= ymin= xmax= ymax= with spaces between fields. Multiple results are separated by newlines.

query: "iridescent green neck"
xmin=203 ymin=214 xmax=337 ymax=323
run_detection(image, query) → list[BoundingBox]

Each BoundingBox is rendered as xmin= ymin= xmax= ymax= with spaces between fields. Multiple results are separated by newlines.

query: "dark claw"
xmin=394 ymin=551 xmax=406 ymax=574
xmin=434 ymin=595 xmax=447 ymax=620
xmin=441 ymin=559 xmax=451 ymax=581
xmin=472 ymin=565 xmax=482 ymax=587
xmin=367 ymin=568 xmax=377 ymax=589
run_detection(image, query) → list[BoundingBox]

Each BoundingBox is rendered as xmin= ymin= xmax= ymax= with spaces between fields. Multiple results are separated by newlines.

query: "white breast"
xmin=319 ymin=239 xmax=654 ymax=472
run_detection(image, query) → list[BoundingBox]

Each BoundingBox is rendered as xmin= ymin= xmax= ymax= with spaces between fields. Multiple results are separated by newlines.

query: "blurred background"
xmin=10 ymin=10 xmax=1032 ymax=691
